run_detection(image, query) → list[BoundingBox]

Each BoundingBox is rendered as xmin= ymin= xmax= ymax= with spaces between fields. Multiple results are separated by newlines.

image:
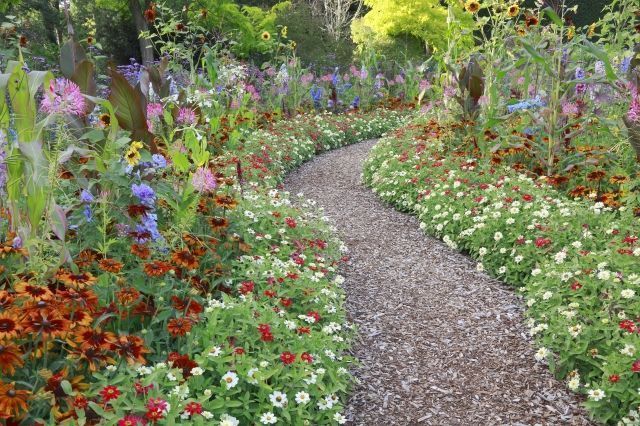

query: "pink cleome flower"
xmin=176 ymin=107 xmax=197 ymax=125
xmin=40 ymin=78 xmax=86 ymax=116
xmin=191 ymin=167 xmax=217 ymax=193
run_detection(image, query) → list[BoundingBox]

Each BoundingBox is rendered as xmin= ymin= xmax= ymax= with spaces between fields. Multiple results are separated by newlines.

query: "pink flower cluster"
xmin=40 ymin=78 xmax=86 ymax=117
xmin=191 ymin=167 xmax=216 ymax=193
xmin=176 ymin=107 xmax=197 ymax=125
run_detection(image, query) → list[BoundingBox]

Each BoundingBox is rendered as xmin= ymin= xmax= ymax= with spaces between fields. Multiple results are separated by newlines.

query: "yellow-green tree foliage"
xmin=351 ymin=0 xmax=471 ymax=54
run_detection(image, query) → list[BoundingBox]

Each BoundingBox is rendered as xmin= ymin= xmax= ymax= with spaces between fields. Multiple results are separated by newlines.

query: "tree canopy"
xmin=351 ymin=0 xmax=472 ymax=55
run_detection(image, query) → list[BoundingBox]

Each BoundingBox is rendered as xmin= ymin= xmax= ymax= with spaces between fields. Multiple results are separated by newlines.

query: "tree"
xmin=96 ymin=0 xmax=158 ymax=64
xmin=351 ymin=0 xmax=471 ymax=55
xmin=309 ymin=0 xmax=363 ymax=40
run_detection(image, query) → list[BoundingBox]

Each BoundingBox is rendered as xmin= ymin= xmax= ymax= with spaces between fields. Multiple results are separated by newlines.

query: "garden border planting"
xmin=76 ymin=109 xmax=407 ymax=425
xmin=363 ymin=120 xmax=640 ymax=424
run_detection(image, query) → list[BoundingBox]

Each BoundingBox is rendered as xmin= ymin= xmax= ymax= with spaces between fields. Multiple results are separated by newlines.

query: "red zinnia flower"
xmin=280 ymin=351 xmax=296 ymax=365
xmin=301 ymin=352 xmax=313 ymax=363
xmin=118 ymin=414 xmax=147 ymax=426
xmin=307 ymin=311 xmax=321 ymax=323
xmin=239 ymin=281 xmax=254 ymax=294
xmin=609 ymin=374 xmax=620 ymax=383
xmin=535 ymin=237 xmax=551 ymax=248
xmin=134 ymin=381 xmax=154 ymax=395
xmin=632 ymin=360 xmax=640 ymax=373
xmin=285 ymin=217 xmax=297 ymax=228
xmin=620 ymin=320 xmax=636 ymax=333
xmin=184 ymin=401 xmax=203 ymax=415
xmin=100 ymin=385 xmax=120 ymax=402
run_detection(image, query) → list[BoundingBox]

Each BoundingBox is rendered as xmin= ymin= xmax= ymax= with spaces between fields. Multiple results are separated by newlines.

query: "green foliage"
xmin=351 ymin=0 xmax=473 ymax=56
xmin=275 ymin=1 xmax=355 ymax=69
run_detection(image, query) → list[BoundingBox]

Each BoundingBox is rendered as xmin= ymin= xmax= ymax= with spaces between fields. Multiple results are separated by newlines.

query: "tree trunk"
xmin=128 ymin=0 xmax=154 ymax=65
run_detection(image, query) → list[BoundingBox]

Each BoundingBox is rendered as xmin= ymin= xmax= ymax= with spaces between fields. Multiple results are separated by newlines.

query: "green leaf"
xmin=60 ymin=39 xmax=86 ymax=79
xmin=60 ymin=380 xmax=74 ymax=396
xmin=107 ymin=67 xmax=151 ymax=144
xmin=72 ymin=60 xmax=97 ymax=114
xmin=543 ymin=7 xmax=563 ymax=26
xmin=520 ymin=41 xmax=553 ymax=76
xmin=582 ymin=41 xmax=618 ymax=81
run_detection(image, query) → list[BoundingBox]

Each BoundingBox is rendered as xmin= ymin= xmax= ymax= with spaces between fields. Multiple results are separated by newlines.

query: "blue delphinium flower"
xmin=152 ymin=154 xmax=167 ymax=169
xmin=80 ymin=189 xmax=94 ymax=203
xmin=620 ymin=57 xmax=632 ymax=74
xmin=352 ymin=96 xmax=361 ymax=109
xmin=507 ymin=96 xmax=546 ymax=114
xmin=83 ymin=204 xmax=93 ymax=222
xmin=310 ymin=86 xmax=323 ymax=108
xmin=140 ymin=213 xmax=162 ymax=242
xmin=331 ymin=67 xmax=339 ymax=87
xmin=131 ymin=183 xmax=156 ymax=207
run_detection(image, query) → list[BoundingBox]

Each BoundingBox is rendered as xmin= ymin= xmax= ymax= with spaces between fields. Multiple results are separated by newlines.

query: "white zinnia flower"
xmin=588 ymin=388 xmax=605 ymax=401
xmin=534 ymin=347 xmax=549 ymax=362
xmin=269 ymin=391 xmax=288 ymax=408
xmin=221 ymin=371 xmax=239 ymax=389
xmin=219 ymin=414 xmax=239 ymax=425
xmin=621 ymin=289 xmax=636 ymax=299
xmin=295 ymin=391 xmax=310 ymax=404
xmin=259 ymin=412 xmax=278 ymax=424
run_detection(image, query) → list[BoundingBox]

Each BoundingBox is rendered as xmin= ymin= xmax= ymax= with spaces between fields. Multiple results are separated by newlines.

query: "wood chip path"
xmin=283 ymin=140 xmax=594 ymax=425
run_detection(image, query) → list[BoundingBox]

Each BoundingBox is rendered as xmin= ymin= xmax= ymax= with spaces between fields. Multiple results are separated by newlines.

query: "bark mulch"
xmin=283 ymin=140 xmax=594 ymax=426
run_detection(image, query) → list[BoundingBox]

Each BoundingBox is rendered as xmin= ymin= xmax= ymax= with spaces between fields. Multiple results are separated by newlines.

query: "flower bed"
xmin=363 ymin=119 xmax=640 ymax=424
xmin=0 ymin=109 xmax=405 ymax=424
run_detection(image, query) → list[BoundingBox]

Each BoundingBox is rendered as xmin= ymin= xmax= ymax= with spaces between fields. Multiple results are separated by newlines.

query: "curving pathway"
xmin=283 ymin=140 xmax=593 ymax=425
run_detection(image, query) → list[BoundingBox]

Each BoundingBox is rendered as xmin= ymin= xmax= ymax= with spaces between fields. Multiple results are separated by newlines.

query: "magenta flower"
xmin=176 ymin=107 xmax=197 ymax=125
xmin=40 ymin=78 xmax=86 ymax=116
xmin=191 ymin=167 xmax=217 ymax=193
xmin=147 ymin=103 xmax=163 ymax=119
xmin=561 ymin=101 xmax=580 ymax=116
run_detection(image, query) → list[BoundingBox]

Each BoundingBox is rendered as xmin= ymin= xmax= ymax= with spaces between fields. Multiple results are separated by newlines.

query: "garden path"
xmin=283 ymin=140 xmax=593 ymax=425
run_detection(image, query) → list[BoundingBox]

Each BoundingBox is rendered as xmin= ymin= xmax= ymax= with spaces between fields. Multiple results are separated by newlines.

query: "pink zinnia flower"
xmin=176 ymin=107 xmax=197 ymax=125
xmin=191 ymin=167 xmax=217 ymax=193
xmin=40 ymin=78 xmax=86 ymax=116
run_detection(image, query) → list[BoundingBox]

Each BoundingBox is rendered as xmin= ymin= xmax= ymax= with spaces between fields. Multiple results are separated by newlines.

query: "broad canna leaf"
xmin=71 ymin=60 xmax=97 ymax=115
xmin=60 ymin=39 xmax=87 ymax=79
xmin=8 ymin=66 xmax=36 ymax=143
xmin=108 ymin=67 xmax=147 ymax=131
xmin=108 ymin=67 xmax=155 ymax=149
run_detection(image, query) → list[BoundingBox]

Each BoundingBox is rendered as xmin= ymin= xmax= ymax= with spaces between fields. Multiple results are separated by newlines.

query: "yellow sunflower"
xmin=124 ymin=141 xmax=144 ymax=167
xmin=281 ymin=26 xmax=288 ymax=38
xmin=587 ymin=23 xmax=596 ymax=38
xmin=261 ymin=31 xmax=271 ymax=41
xmin=507 ymin=4 xmax=520 ymax=17
xmin=464 ymin=0 xmax=481 ymax=13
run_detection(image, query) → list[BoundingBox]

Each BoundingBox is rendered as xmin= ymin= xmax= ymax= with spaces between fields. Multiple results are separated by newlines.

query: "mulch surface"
xmin=284 ymin=140 xmax=594 ymax=425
